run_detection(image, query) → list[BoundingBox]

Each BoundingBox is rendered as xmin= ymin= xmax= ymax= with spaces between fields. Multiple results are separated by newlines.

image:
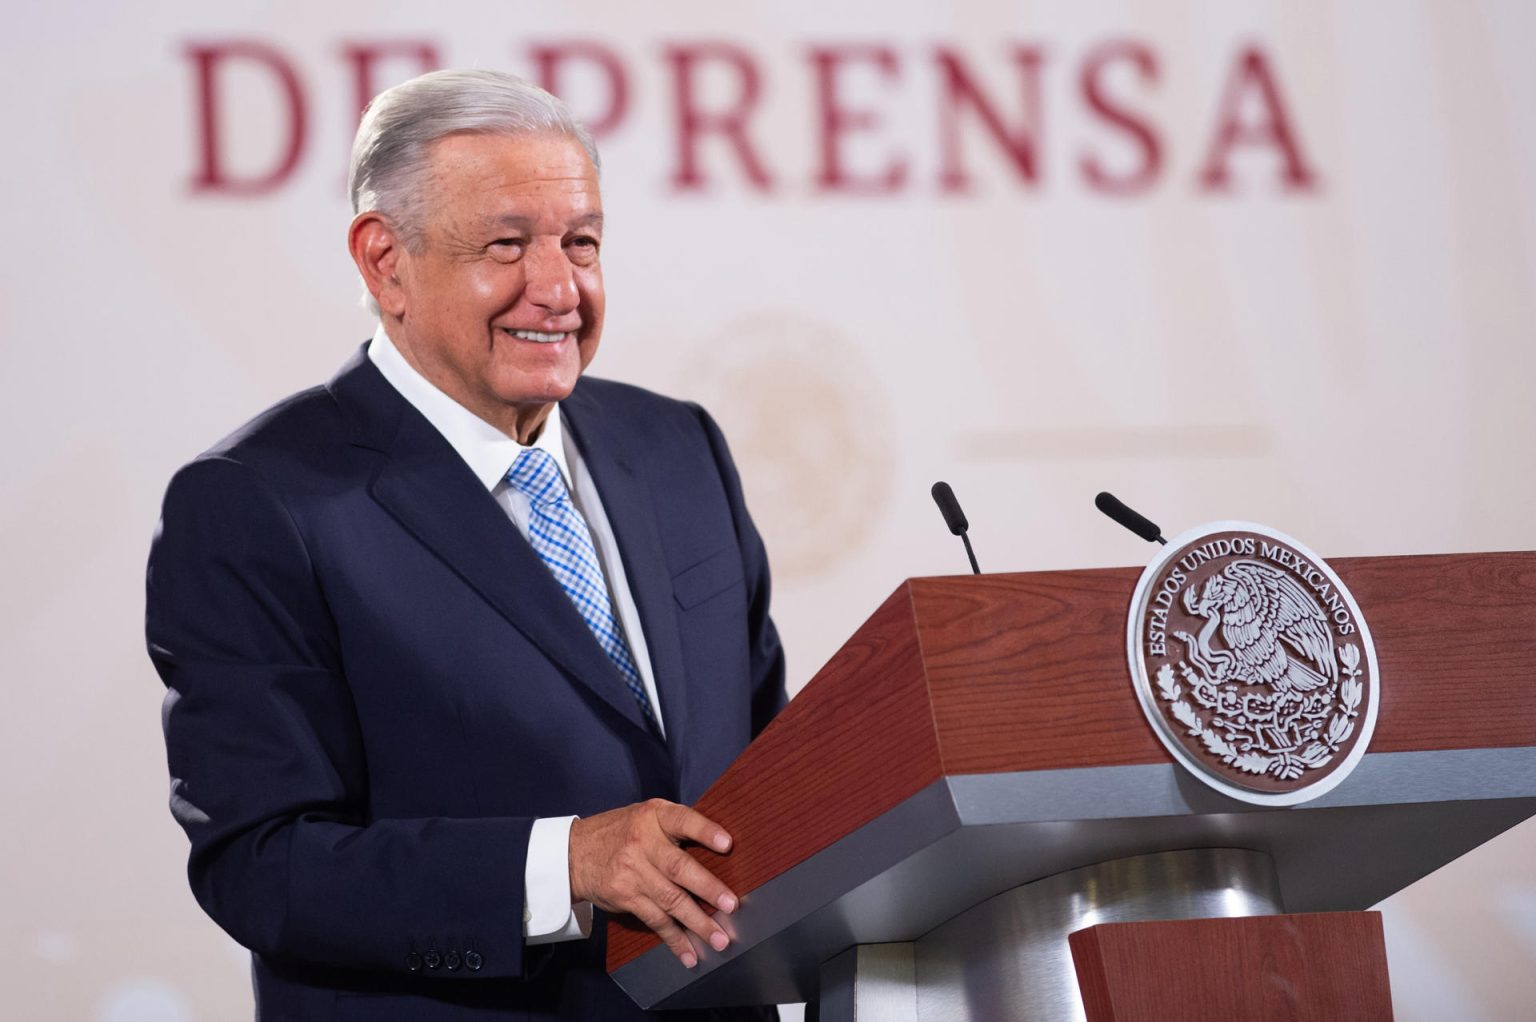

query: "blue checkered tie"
xmin=505 ymin=447 xmax=659 ymax=733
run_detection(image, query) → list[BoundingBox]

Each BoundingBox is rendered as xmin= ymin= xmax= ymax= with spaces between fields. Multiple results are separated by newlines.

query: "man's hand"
xmin=569 ymin=799 xmax=738 ymax=968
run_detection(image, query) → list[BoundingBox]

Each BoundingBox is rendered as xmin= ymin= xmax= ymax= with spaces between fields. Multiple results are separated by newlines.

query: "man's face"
xmin=383 ymin=132 xmax=604 ymax=435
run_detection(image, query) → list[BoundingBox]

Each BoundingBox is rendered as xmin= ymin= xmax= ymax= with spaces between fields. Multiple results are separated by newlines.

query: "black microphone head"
xmin=1095 ymin=491 xmax=1163 ymax=544
xmin=931 ymin=481 xmax=969 ymax=536
xmin=1094 ymin=490 xmax=1126 ymax=520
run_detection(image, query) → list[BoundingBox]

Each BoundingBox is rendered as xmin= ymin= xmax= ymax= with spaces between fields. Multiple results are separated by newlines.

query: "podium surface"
xmin=607 ymin=552 xmax=1536 ymax=1016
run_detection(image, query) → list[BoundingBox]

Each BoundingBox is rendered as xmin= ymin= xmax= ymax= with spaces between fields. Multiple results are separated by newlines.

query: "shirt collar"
xmin=368 ymin=323 xmax=574 ymax=492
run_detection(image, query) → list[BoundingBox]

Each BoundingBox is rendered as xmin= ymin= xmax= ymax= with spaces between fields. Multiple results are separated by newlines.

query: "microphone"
xmin=931 ymin=481 xmax=981 ymax=574
xmin=1095 ymin=491 xmax=1167 ymax=545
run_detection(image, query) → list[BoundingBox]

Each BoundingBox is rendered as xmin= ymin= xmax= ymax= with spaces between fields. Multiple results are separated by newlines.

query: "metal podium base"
xmin=818 ymin=847 xmax=1283 ymax=1022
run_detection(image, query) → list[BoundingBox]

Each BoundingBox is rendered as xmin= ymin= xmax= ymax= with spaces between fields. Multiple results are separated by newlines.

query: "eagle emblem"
xmin=1177 ymin=560 xmax=1337 ymax=696
xmin=1127 ymin=524 xmax=1379 ymax=805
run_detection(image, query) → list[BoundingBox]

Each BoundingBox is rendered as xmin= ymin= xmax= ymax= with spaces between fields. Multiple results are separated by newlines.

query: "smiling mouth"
xmin=502 ymin=328 xmax=569 ymax=344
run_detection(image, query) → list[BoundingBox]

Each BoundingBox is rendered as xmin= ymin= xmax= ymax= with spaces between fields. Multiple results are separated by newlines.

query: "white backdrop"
xmin=3 ymin=1 xmax=1534 ymax=1018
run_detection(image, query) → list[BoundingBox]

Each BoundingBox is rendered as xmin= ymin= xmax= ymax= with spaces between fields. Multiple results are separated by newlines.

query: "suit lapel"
xmin=329 ymin=352 xmax=659 ymax=740
xmin=563 ymin=385 xmax=692 ymax=764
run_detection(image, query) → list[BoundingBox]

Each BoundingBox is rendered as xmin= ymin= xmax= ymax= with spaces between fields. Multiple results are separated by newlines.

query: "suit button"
xmin=424 ymin=949 xmax=442 ymax=970
xmin=464 ymin=950 xmax=484 ymax=971
xmin=405 ymin=952 xmax=423 ymax=973
xmin=445 ymin=950 xmax=462 ymax=971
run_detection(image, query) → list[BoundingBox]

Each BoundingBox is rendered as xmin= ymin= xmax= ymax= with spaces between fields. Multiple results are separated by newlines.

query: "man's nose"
xmin=522 ymin=241 xmax=579 ymax=314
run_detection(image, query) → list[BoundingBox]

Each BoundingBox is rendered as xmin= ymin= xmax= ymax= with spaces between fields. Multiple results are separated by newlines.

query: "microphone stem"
xmin=961 ymin=532 xmax=981 ymax=574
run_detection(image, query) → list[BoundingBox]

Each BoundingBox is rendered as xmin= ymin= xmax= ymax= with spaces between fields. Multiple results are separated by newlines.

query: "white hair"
xmin=348 ymin=69 xmax=600 ymax=314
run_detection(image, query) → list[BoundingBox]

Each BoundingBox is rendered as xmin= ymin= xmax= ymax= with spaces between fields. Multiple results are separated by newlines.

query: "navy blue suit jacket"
xmin=146 ymin=348 xmax=786 ymax=1020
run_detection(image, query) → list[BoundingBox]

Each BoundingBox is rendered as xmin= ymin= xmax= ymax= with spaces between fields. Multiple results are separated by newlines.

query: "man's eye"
xmin=490 ymin=239 xmax=523 ymax=251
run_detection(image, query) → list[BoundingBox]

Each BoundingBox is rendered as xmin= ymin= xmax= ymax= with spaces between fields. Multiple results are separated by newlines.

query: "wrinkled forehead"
xmin=470 ymin=209 xmax=605 ymax=235
xmin=424 ymin=131 xmax=598 ymax=187
xmin=420 ymin=132 xmax=601 ymax=224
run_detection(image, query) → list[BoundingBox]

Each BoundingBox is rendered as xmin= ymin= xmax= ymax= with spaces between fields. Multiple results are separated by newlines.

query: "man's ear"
xmin=349 ymin=212 xmax=408 ymax=317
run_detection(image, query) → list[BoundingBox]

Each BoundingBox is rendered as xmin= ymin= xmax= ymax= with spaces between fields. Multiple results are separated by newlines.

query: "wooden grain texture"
xmin=1337 ymin=552 xmax=1536 ymax=752
xmin=915 ymin=552 xmax=1536 ymax=775
xmin=608 ymin=552 xmax=1536 ymax=969
xmin=912 ymin=567 xmax=1165 ymax=774
xmin=1070 ymin=911 xmax=1393 ymax=1021
xmin=607 ymin=583 xmax=943 ymax=969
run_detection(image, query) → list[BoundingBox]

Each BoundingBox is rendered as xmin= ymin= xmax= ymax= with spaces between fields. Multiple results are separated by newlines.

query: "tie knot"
xmin=506 ymin=447 xmax=570 ymax=507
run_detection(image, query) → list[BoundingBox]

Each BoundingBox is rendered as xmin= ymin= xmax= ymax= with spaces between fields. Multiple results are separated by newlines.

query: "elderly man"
xmin=146 ymin=70 xmax=785 ymax=1020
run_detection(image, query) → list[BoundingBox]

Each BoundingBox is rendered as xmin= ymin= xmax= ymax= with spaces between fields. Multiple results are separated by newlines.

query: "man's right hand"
xmin=568 ymin=799 xmax=738 ymax=968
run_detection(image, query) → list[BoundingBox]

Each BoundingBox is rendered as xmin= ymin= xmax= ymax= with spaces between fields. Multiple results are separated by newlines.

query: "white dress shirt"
xmin=368 ymin=325 xmax=665 ymax=945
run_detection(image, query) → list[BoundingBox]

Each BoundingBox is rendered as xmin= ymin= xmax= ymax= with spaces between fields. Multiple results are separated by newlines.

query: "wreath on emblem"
xmin=1156 ymin=559 xmax=1364 ymax=782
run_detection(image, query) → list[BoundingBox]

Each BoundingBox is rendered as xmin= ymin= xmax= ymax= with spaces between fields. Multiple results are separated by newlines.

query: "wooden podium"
xmin=607 ymin=552 xmax=1536 ymax=1020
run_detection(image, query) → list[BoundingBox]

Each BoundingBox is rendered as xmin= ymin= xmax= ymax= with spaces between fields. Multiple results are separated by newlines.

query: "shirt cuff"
xmin=524 ymin=815 xmax=594 ymax=945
